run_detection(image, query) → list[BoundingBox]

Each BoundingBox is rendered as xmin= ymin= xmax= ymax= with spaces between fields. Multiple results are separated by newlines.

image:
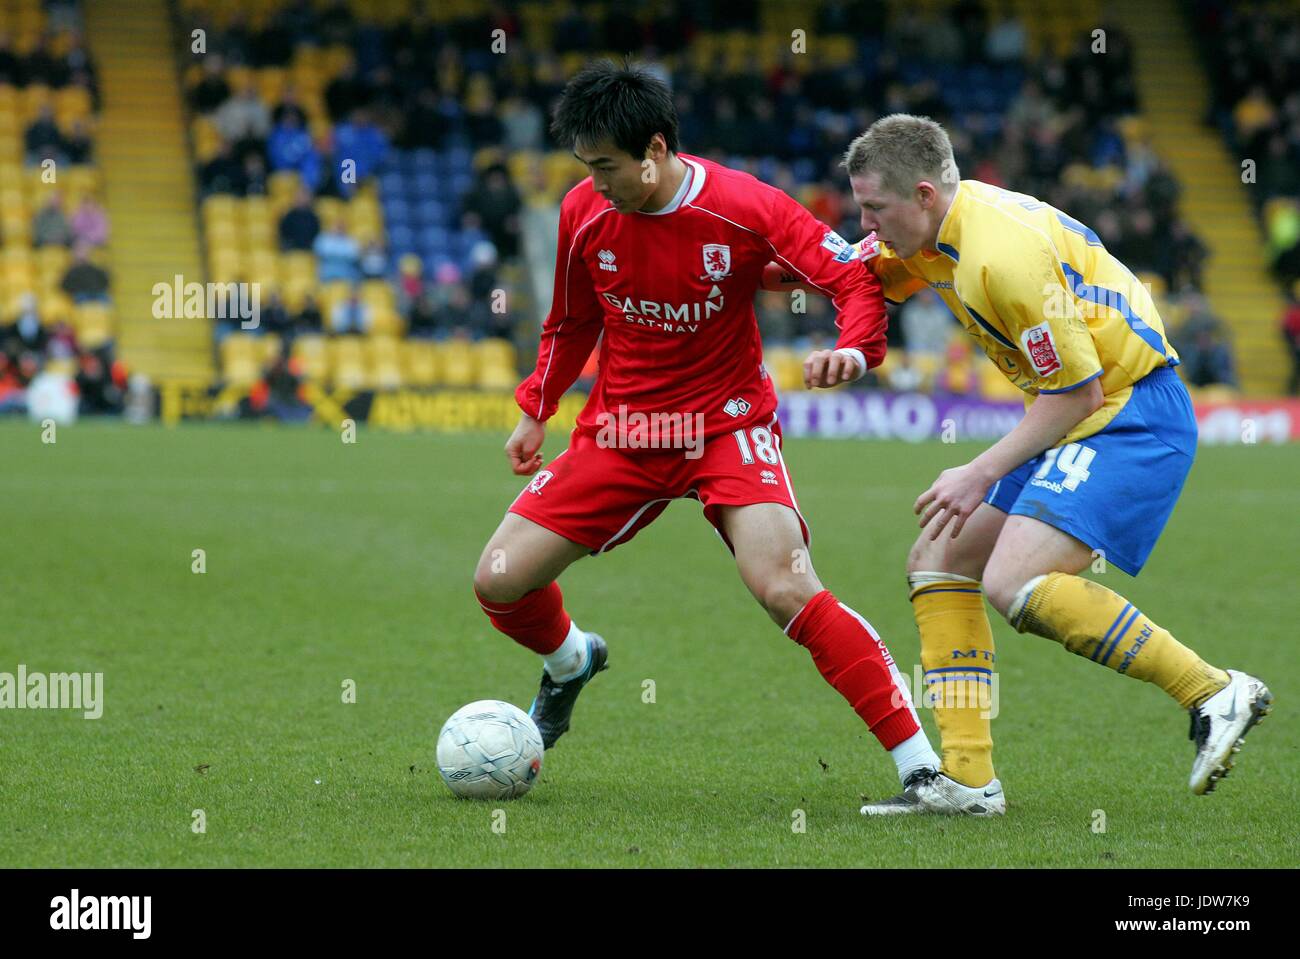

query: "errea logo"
xmin=598 ymin=249 xmax=617 ymax=272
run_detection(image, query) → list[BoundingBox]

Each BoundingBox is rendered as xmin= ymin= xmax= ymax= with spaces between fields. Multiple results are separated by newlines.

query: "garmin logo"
xmin=50 ymin=889 xmax=151 ymax=939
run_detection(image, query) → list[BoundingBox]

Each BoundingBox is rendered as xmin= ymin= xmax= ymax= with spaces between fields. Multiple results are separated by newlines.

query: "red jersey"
xmin=515 ymin=154 xmax=887 ymax=444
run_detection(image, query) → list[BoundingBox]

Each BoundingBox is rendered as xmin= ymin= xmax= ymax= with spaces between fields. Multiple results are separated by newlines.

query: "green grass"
xmin=0 ymin=418 xmax=1296 ymax=867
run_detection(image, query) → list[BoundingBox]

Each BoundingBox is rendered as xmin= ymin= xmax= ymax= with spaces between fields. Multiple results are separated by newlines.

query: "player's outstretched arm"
xmin=505 ymin=413 xmax=546 ymax=476
xmin=760 ymin=261 xmax=822 ymax=294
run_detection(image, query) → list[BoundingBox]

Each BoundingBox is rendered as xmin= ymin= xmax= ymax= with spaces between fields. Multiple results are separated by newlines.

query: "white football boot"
xmin=861 ymin=769 xmax=1006 ymax=817
xmin=1188 ymin=669 xmax=1273 ymax=795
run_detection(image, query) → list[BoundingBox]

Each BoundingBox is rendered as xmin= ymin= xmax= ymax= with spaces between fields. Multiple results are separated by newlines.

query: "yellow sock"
xmin=910 ymin=573 xmax=996 ymax=787
xmin=1011 ymin=572 xmax=1228 ymax=708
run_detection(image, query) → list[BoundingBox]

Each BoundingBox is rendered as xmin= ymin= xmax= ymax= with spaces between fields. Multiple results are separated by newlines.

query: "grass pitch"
xmin=1 ymin=418 xmax=1295 ymax=867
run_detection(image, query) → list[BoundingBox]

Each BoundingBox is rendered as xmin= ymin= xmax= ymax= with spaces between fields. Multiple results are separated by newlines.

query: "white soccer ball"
xmin=437 ymin=700 xmax=544 ymax=799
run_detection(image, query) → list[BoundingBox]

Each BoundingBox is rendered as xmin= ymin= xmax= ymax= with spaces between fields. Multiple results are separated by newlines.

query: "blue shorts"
xmin=983 ymin=366 xmax=1197 ymax=576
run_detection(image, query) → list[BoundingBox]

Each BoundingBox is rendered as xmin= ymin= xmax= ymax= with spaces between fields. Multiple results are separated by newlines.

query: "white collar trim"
xmin=641 ymin=157 xmax=705 ymax=215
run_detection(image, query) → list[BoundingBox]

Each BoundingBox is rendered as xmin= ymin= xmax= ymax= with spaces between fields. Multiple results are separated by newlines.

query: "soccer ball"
xmin=437 ymin=700 xmax=544 ymax=799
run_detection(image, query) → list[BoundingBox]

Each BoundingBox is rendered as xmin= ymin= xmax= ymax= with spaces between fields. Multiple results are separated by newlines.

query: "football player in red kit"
xmin=471 ymin=61 xmax=940 ymax=797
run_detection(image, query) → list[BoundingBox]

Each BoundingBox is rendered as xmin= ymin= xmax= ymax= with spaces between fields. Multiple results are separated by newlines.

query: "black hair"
xmin=550 ymin=59 xmax=679 ymax=159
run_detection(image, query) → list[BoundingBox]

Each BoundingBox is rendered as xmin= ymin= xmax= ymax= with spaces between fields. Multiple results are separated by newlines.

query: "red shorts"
xmin=507 ymin=417 xmax=810 ymax=555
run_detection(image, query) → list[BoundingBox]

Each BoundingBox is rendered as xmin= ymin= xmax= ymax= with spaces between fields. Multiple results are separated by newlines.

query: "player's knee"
xmin=906 ymin=528 xmax=986 ymax=581
xmin=759 ymin=575 xmax=822 ymax=629
xmin=472 ymin=545 xmax=526 ymax=605
xmin=981 ymin=564 xmax=1022 ymax=621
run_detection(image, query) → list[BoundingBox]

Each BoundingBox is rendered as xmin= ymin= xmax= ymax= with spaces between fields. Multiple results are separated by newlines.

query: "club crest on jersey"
xmin=722 ymin=397 xmax=751 ymax=417
xmin=597 ymin=249 xmax=618 ymax=272
xmin=701 ymin=244 xmax=732 ymax=280
xmin=526 ymin=470 xmax=554 ymax=495
xmin=1020 ymin=323 xmax=1062 ymax=376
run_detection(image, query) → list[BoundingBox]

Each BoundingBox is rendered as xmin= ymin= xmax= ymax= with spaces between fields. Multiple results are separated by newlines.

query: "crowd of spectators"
xmin=185 ymin=0 xmax=1234 ymax=392
xmin=1192 ymin=0 xmax=1300 ymax=355
xmin=0 ymin=8 xmax=119 ymax=419
xmin=187 ymin=0 xmax=525 ymax=347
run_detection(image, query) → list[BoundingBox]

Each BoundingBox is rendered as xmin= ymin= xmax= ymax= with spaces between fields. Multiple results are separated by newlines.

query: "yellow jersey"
xmin=856 ymin=179 xmax=1179 ymax=443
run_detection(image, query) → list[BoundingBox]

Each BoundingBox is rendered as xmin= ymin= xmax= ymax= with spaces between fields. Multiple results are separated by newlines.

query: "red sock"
xmin=474 ymin=582 xmax=571 ymax=655
xmin=786 ymin=590 xmax=920 ymax=749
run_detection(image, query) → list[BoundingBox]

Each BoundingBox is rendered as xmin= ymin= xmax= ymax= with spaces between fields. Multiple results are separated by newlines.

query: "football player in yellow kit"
xmin=766 ymin=114 xmax=1272 ymax=815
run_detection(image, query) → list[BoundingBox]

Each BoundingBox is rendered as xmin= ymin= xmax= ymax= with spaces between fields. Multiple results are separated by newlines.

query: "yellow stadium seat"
xmin=476 ymin=361 xmax=516 ymax=391
xmin=402 ymin=340 xmax=439 ymax=387
xmin=476 ymin=337 xmax=517 ymax=371
xmin=368 ymin=306 xmax=403 ymax=337
xmin=318 ymin=278 xmax=352 ymax=319
xmin=359 ymin=279 xmax=394 ymax=308
xmin=202 ymin=194 xmax=237 ymax=224
xmin=39 ymin=290 xmax=73 ymax=325
xmin=763 ymin=346 xmax=804 ymax=392
xmin=280 ymin=277 xmax=314 ymax=314
xmin=328 ymin=335 xmax=367 ymax=389
xmin=366 ymin=335 xmax=403 ymax=390
xmin=979 ymin=360 xmax=1024 ymax=400
xmin=73 ymin=301 xmax=113 ymax=348
xmin=438 ymin=339 xmax=476 ymax=388
xmin=290 ymin=334 xmax=327 ymax=382
xmin=280 ymin=250 xmax=318 ymax=284
xmin=268 ymin=170 xmax=301 ymax=201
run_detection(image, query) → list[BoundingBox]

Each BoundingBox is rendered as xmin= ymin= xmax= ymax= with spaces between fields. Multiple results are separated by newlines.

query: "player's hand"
xmin=505 ymin=414 xmax=546 ymax=475
xmin=803 ymin=349 xmax=860 ymax=389
xmin=914 ymin=463 xmax=994 ymax=541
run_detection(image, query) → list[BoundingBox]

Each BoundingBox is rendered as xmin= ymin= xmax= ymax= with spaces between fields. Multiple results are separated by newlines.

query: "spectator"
xmin=0 ymin=32 xmax=20 ymax=85
xmin=214 ymin=80 xmax=271 ymax=160
xmin=253 ymin=344 xmax=312 ymax=421
xmin=259 ymin=291 xmax=294 ymax=341
xmin=329 ymin=290 xmax=371 ymax=335
xmin=25 ymin=103 xmax=66 ymax=165
xmin=242 ymin=152 xmax=268 ymax=196
xmin=1174 ymin=301 xmax=1238 ymax=388
xmin=461 ymin=164 xmax=522 ymax=259
xmin=266 ymin=110 xmax=319 ymax=184
xmin=5 ymin=293 xmax=46 ymax=353
xmin=324 ymin=59 xmax=369 ymax=122
xmin=295 ymin=293 xmax=323 ymax=334
xmin=199 ymin=141 xmax=244 ymax=196
xmin=396 ymin=253 xmax=423 ymax=316
xmin=61 ymin=244 xmax=110 ymax=302
xmin=191 ymin=55 xmax=231 ymax=114
xmin=499 ymin=95 xmax=544 ymax=152
xmin=407 ymin=290 xmax=438 ymax=338
xmin=63 ymin=117 xmax=94 ymax=164
xmin=32 ymin=192 xmax=73 ymax=247
xmin=331 ymin=107 xmax=389 ymax=190
xmin=1282 ymin=283 xmax=1300 ymax=395
xmin=434 ymin=282 xmax=493 ymax=339
xmin=899 ymin=289 xmax=956 ymax=359
xmin=70 ymin=194 xmax=109 ymax=248
xmin=313 ymin=219 xmax=360 ymax=282
xmin=271 ymin=84 xmax=309 ymax=126
xmin=76 ymin=349 xmax=124 ymax=414
xmin=359 ymin=240 xmax=387 ymax=279
xmin=278 ymin=187 xmax=320 ymax=250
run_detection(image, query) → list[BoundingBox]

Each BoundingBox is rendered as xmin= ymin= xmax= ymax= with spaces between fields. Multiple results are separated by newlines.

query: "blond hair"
xmin=842 ymin=114 xmax=958 ymax=198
